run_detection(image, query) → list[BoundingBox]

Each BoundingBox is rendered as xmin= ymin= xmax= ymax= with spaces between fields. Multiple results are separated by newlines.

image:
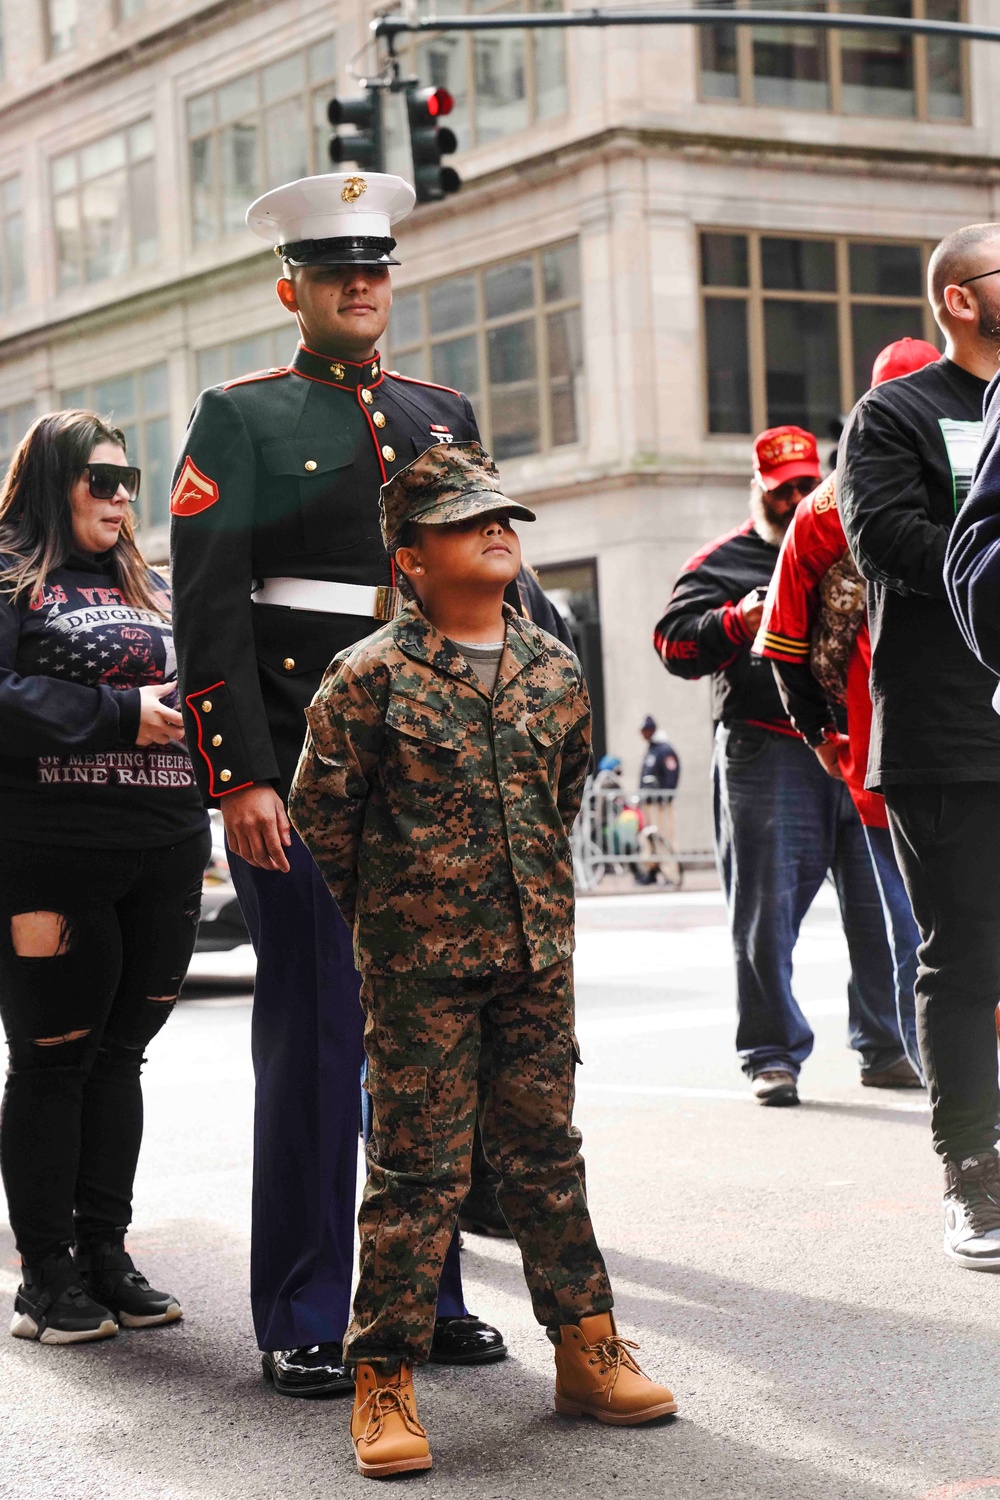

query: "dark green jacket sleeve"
xmin=169 ymin=387 xmax=279 ymax=801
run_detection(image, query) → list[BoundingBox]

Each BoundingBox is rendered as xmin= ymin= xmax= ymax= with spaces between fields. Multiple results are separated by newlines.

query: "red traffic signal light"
xmin=405 ymin=83 xmax=461 ymax=203
xmin=426 ymin=88 xmax=454 ymax=119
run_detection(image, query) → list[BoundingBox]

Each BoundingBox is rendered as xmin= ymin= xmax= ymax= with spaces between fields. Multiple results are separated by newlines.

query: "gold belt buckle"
xmin=374 ymin=586 xmax=403 ymax=621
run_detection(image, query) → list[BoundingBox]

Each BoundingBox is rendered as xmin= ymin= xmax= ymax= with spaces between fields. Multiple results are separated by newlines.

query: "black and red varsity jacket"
xmin=653 ymin=519 xmax=795 ymax=734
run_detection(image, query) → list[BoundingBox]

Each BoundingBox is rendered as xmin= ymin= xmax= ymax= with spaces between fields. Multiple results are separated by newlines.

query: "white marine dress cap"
xmin=246 ymin=172 xmax=416 ymax=266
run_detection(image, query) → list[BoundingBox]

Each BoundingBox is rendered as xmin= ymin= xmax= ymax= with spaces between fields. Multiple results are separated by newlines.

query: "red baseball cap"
xmin=871 ymin=336 xmax=941 ymax=388
xmin=752 ymin=425 xmax=821 ymax=492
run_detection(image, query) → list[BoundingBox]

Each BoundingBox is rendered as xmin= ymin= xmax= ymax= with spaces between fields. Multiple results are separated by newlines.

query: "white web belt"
xmin=251 ymin=577 xmax=400 ymax=620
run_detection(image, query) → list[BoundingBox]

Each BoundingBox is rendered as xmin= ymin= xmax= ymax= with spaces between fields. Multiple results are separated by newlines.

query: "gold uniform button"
xmin=382 ymin=445 xmax=395 ymax=462
xmin=330 ymin=363 xmax=345 ymax=380
xmin=362 ymin=389 xmax=373 ymax=405
xmin=201 ymin=699 xmax=212 ymax=712
xmin=373 ymin=411 xmax=386 ymax=428
xmin=211 ymin=734 xmax=222 ymax=747
xmin=283 ymin=657 xmax=296 ymax=671
xmin=304 ymin=459 xmax=317 ymax=472
xmin=220 ymin=769 xmax=232 ymax=783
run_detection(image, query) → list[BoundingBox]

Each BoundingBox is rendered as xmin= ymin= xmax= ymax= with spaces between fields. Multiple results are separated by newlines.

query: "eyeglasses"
xmin=769 ymin=475 xmax=817 ymax=499
xmin=85 ymin=463 xmax=141 ymax=503
xmin=959 ymin=267 xmax=1000 ymax=287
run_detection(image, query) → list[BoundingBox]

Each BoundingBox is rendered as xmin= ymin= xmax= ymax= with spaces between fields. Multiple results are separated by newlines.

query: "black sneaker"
xmin=11 ymin=1252 xmax=118 ymax=1345
xmin=943 ymin=1151 xmax=1000 ymax=1271
xmin=76 ymin=1241 xmax=182 ymax=1328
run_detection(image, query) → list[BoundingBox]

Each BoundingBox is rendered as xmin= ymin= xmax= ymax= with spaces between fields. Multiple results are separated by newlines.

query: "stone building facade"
xmin=0 ymin=0 xmax=995 ymax=845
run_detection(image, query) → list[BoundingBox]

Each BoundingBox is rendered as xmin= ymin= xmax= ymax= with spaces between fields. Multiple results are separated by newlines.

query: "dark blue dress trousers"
xmin=228 ymin=827 xmax=465 ymax=1352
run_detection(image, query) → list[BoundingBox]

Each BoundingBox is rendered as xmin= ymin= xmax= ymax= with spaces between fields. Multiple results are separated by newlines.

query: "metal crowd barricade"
xmin=572 ymin=771 xmax=685 ymax=892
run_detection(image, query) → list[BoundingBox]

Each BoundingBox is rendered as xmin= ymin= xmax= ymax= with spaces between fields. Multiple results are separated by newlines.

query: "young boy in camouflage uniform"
xmin=289 ymin=442 xmax=676 ymax=1478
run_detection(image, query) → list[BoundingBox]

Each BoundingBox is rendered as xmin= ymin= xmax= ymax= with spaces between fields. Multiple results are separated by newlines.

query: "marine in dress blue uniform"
xmin=170 ymin=173 xmax=528 ymax=1390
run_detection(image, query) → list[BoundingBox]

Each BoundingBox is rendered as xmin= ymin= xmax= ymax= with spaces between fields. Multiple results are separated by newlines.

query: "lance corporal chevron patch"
xmin=171 ymin=457 xmax=220 ymax=517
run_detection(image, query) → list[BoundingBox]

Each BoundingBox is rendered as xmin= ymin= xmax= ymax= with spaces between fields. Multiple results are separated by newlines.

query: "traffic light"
xmin=328 ymin=85 xmax=383 ymax=172
xmin=405 ymin=84 xmax=460 ymax=203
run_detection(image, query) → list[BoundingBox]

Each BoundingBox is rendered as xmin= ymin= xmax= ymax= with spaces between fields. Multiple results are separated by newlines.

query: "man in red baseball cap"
xmin=751 ymin=426 xmax=823 ymax=546
xmin=655 ymin=420 xmax=900 ymax=1108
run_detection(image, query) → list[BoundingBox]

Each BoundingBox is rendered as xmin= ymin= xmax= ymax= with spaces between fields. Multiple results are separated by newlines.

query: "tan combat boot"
xmin=553 ymin=1312 xmax=678 ymax=1425
xmin=351 ymin=1362 xmax=432 ymax=1478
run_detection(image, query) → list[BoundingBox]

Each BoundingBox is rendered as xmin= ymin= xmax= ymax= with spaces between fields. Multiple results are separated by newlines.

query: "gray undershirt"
xmin=451 ymin=638 xmax=505 ymax=695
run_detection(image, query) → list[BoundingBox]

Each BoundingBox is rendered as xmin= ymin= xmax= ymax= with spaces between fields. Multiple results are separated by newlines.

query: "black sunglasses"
xmin=85 ymin=463 xmax=141 ymax=503
xmin=770 ymin=475 xmax=817 ymax=497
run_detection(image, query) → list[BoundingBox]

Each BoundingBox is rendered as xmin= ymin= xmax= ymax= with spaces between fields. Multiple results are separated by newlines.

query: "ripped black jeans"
xmin=0 ymin=831 xmax=211 ymax=1267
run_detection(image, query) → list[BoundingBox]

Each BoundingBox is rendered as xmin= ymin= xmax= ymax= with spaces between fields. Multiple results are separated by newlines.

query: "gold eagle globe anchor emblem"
xmin=341 ymin=176 xmax=367 ymax=203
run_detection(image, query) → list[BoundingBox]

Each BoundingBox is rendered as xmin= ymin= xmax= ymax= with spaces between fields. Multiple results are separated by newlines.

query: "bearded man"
xmin=654 ymin=427 xmax=901 ymax=1106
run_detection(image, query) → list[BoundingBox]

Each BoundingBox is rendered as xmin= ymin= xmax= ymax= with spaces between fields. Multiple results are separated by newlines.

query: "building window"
xmin=400 ymin=0 xmax=567 ymax=153
xmin=187 ymin=37 xmax=337 ymax=247
xmin=698 ymin=0 xmax=966 ymax=123
xmin=535 ymin=559 xmax=606 ymax=761
xmin=0 ymin=177 xmax=25 ymax=312
xmin=52 ymin=121 xmax=158 ymax=290
xmin=47 ymin=0 xmax=78 ymax=56
xmin=387 ymin=240 xmax=583 ymax=460
xmin=195 ymin=327 xmax=295 ymax=391
xmin=700 ymin=229 xmax=939 ymax=439
xmin=0 ymin=401 xmax=34 ymax=471
xmin=60 ymin=365 xmax=171 ymax=530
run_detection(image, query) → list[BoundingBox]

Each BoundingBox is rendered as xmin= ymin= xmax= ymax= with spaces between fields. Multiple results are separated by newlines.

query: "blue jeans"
xmin=862 ymin=824 xmax=923 ymax=1082
xmin=712 ymin=723 xmax=904 ymax=1079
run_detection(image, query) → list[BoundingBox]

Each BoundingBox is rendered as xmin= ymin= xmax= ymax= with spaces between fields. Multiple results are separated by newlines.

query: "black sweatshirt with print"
xmin=0 ymin=552 xmax=208 ymax=847
xmin=838 ymin=357 xmax=1000 ymax=787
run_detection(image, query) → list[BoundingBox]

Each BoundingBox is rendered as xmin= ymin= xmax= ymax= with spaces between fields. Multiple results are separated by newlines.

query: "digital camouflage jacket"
xmin=288 ymin=600 xmax=591 ymax=977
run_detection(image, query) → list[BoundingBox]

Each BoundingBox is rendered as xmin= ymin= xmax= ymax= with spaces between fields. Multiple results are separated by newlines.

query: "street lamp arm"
xmin=372 ymin=9 xmax=1000 ymax=45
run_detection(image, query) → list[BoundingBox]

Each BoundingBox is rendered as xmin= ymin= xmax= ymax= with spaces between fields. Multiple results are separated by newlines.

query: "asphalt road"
xmin=0 ymin=884 xmax=995 ymax=1500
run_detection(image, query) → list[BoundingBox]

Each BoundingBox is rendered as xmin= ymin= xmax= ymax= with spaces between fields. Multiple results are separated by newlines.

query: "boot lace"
xmin=586 ymin=1334 xmax=647 ymax=1401
xmin=357 ymin=1384 xmax=427 ymax=1445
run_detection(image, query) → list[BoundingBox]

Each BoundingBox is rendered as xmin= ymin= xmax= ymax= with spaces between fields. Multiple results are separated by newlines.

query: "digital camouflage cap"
xmin=380 ymin=441 xmax=536 ymax=553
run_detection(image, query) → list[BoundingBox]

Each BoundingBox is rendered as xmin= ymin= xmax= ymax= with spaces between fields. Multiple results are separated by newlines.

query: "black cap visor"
xmin=278 ymin=236 xmax=399 ymax=267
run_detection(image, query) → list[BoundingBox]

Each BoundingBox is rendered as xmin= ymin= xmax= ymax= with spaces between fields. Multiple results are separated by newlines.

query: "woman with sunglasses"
xmin=0 ymin=410 xmax=210 ymax=1344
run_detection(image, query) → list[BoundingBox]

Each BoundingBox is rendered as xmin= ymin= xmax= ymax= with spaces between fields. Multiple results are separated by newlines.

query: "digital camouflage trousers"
xmin=343 ymin=956 xmax=614 ymax=1368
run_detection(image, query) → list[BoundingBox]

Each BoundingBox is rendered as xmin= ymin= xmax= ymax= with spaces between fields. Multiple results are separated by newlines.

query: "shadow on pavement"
xmin=0 ymin=1218 xmax=914 ymax=1500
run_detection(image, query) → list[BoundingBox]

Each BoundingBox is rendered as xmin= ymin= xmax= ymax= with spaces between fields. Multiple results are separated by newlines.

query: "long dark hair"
xmin=0 ymin=409 xmax=165 ymax=614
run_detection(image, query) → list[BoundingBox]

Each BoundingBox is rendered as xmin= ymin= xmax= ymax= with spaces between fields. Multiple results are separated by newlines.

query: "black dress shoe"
xmin=428 ymin=1315 xmax=507 ymax=1366
xmin=261 ymin=1342 xmax=355 ymax=1397
xmin=458 ymin=1191 xmax=514 ymax=1239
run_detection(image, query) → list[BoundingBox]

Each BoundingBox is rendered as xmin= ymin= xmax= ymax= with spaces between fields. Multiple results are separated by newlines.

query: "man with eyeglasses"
xmin=841 ymin=222 xmax=1000 ymax=1271
xmin=655 ymin=426 xmax=900 ymax=1106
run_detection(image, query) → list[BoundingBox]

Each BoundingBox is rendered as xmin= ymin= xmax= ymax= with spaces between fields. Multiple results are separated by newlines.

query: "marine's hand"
xmin=813 ymin=734 xmax=849 ymax=781
xmin=221 ymin=783 xmax=292 ymax=872
xmin=136 ymin=683 xmax=186 ymax=746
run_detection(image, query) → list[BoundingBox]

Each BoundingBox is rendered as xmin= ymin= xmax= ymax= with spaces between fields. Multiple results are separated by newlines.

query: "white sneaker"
xmin=943 ymin=1151 xmax=1000 ymax=1270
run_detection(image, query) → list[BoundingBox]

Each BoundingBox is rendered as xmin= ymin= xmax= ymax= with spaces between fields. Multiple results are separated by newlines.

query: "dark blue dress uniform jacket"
xmin=169 ymin=342 xmax=569 ymax=803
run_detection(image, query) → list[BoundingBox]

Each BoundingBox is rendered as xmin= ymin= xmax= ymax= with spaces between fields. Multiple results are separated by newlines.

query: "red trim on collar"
xmin=290 ymin=368 xmax=386 ymax=393
xmin=298 ymin=343 xmax=382 ymax=369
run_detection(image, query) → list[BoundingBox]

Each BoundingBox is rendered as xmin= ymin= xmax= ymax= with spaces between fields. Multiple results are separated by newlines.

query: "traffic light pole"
xmin=372 ymin=9 xmax=1000 ymax=48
